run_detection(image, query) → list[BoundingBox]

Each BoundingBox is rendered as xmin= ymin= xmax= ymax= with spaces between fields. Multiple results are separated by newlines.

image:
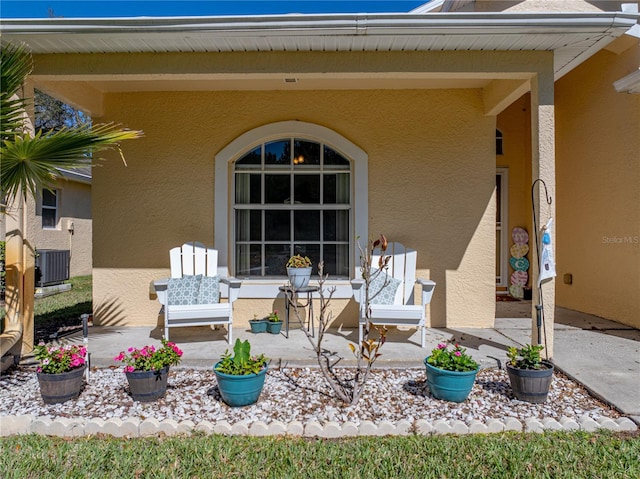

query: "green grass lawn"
xmin=0 ymin=276 xmax=92 ymax=343
xmin=1 ymin=431 xmax=638 ymax=478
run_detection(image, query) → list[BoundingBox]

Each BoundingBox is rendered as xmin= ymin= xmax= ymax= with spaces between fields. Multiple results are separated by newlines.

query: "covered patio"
xmin=1 ymin=10 xmax=637 ymax=361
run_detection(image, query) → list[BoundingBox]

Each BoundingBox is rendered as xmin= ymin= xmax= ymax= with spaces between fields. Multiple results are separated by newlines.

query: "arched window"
xmin=496 ymin=129 xmax=504 ymax=155
xmin=215 ymin=121 xmax=368 ymax=290
xmin=234 ymin=138 xmax=351 ymax=278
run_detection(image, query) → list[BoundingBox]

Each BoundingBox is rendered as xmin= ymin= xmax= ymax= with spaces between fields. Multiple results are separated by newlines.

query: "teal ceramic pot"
xmin=249 ymin=319 xmax=268 ymax=333
xmin=424 ymin=357 xmax=478 ymax=403
xmin=266 ymin=321 xmax=283 ymax=334
xmin=214 ymin=362 xmax=268 ymax=407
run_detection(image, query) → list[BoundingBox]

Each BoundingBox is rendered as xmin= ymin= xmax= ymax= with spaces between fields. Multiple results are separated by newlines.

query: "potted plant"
xmin=113 ymin=339 xmax=183 ymax=402
xmin=265 ymin=310 xmax=282 ymax=334
xmin=213 ymin=339 xmax=269 ymax=407
xmin=249 ymin=314 xmax=268 ymax=333
xmin=34 ymin=342 xmax=87 ymax=404
xmin=506 ymin=344 xmax=554 ymax=403
xmin=424 ymin=342 xmax=479 ymax=402
xmin=286 ymin=254 xmax=313 ymax=289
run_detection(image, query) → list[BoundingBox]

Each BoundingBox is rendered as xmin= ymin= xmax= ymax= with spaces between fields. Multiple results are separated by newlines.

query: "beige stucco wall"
xmin=496 ymin=93 xmax=533 ymax=289
xmin=26 ymin=179 xmax=93 ymax=278
xmin=92 ymin=88 xmax=496 ymax=330
xmin=555 ymin=39 xmax=640 ymax=328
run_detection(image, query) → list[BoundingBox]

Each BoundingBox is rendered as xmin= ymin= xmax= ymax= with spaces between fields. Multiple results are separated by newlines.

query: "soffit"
xmin=1 ymin=13 xmax=637 ymax=81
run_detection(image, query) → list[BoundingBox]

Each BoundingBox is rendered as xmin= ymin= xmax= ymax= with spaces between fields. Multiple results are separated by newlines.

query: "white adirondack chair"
xmin=351 ymin=242 xmax=436 ymax=348
xmin=154 ymin=242 xmax=241 ymax=344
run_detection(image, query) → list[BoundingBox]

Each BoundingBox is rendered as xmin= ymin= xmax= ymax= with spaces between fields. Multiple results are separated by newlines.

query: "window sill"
xmin=238 ymin=279 xmax=354 ymax=299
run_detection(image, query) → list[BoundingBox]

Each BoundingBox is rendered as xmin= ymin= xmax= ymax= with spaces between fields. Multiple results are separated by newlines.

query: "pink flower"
xmin=124 ymin=365 xmax=135 ymax=373
xmin=437 ymin=343 xmax=447 ymax=349
xmin=454 ymin=351 xmax=461 ymax=357
xmin=114 ymin=352 xmax=125 ymax=361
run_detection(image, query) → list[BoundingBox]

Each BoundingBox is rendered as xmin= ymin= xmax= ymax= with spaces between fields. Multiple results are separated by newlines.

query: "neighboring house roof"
xmin=57 ymin=167 xmax=92 ymax=185
xmin=1 ymin=12 xmax=637 ymax=80
xmin=614 ymin=68 xmax=640 ymax=93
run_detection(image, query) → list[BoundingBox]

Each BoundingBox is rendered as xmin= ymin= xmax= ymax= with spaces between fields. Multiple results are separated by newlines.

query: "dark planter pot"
xmin=424 ymin=357 xmax=478 ymax=403
xmin=125 ymin=366 xmax=170 ymax=402
xmin=287 ymin=267 xmax=312 ymax=289
xmin=507 ymin=361 xmax=554 ymax=403
xmin=37 ymin=366 xmax=85 ymax=404
xmin=266 ymin=321 xmax=283 ymax=334
xmin=249 ymin=319 xmax=268 ymax=333
xmin=214 ymin=361 xmax=268 ymax=407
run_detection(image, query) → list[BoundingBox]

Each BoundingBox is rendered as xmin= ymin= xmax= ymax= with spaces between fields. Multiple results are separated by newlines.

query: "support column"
xmin=530 ymin=73 xmax=556 ymax=359
xmin=2 ymin=78 xmax=36 ymax=359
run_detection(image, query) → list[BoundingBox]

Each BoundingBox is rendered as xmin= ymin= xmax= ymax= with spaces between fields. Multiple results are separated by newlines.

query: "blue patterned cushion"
xmin=197 ymin=275 xmax=220 ymax=304
xmin=167 ymin=275 xmax=201 ymax=305
xmin=368 ymin=268 xmax=401 ymax=305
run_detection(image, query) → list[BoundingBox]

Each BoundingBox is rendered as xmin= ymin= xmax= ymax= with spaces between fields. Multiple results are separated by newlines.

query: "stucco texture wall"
xmin=92 ymin=88 xmax=496 ymax=330
xmin=26 ymin=179 xmax=93 ymax=278
xmin=496 ymin=93 xmax=533 ymax=289
xmin=555 ymin=40 xmax=640 ymax=328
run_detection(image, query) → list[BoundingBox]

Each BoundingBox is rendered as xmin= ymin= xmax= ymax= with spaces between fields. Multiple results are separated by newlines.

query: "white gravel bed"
xmin=0 ymin=365 xmax=620 ymax=426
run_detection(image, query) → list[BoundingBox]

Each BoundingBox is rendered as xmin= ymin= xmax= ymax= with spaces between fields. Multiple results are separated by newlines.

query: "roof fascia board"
xmin=1 ymin=12 xmax=637 ymax=37
xmin=614 ymin=68 xmax=640 ymax=93
xmin=57 ymin=168 xmax=92 ymax=184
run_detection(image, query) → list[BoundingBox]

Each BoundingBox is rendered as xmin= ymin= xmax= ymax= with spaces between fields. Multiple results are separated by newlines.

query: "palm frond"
xmin=1 ymin=124 xmax=143 ymax=199
xmin=1 ymin=42 xmax=33 ymax=141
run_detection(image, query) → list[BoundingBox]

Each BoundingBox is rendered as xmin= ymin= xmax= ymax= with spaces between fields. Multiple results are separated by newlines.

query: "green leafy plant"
xmin=113 ymin=339 xmax=183 ymax=373
xmin=507 ymin=344 xmax=546 ymax=370
xmin=286 ymin=254 xmax=312 ymax=268
xmin=267 ymin=310 xmax=280 ymax=322
xmin=427 ymin=342 xmax=479 ymax=372
xmin=34 ymin=343 xmax=87 ymax=374
xmin=215 ymin=339 xmax=268 ymax=376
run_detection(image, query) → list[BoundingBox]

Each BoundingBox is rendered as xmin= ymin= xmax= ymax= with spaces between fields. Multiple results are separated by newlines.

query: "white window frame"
xmin=41 ymin=188 xmax=59 ymax=229
xmin=215 ymin=121 xmax=368 ymax=298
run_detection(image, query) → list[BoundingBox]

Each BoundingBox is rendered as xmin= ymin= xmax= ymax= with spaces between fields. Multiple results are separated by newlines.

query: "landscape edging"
xmin=0 ymin=415 xmax=636 ymax=438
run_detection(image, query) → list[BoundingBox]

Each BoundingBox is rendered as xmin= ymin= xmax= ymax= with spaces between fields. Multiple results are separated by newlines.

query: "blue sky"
xmin=1 ymin=1 xmax=428 ymax=18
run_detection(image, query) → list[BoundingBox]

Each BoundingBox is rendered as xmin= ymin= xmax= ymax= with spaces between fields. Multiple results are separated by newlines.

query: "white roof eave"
xmin=1 ymin=12 xmax=638 ymax=80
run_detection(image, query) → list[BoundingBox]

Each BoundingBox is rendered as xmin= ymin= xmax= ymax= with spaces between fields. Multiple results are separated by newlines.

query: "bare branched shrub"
xmin=288 ymin=235 xmax=391 ymax=406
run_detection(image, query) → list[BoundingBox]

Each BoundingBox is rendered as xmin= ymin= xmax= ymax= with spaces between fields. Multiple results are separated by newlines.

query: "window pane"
xmin=265 ymin=210 xmax=290 ymax=241
xmin=42 ymin=189 xmax=56 ymax=207
xmin=324 ymin=146 xmax=349 ymax=168
xmin=322 ymin=244 xmax=349 ymax=278
xmin=236 ymin=244 xmax=261 ymax=276
xmin=235 ymin=173 xmax=261 ymax=204
xmin=42 ymin=209 xmax=56 ymax=228
xmin=265 ymin=140 xmax=290 ymax=166
xmin=294 ymin=175 xmax=320 ymax=204
xmin=236 ymin=210 xmax=262 ymax=242
xmin=265 ymin=174 xmax=290 ymax=204
xmin=323 ymin=210 xmax=349 ymax=241
xmin=236 ymin=146 xmax=261 ymax=167
xmin=265 ymin=244 xmax=289 ymax=276
xmin=294 ymin=210 xmax=320 ymax=241
xmin=324 ymin=173 xmax=350 ymax=204
xmin=294 ymin=139 xmax=320 ymax=166
xmin=293 ymin=244 xmax=320 ymax=272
